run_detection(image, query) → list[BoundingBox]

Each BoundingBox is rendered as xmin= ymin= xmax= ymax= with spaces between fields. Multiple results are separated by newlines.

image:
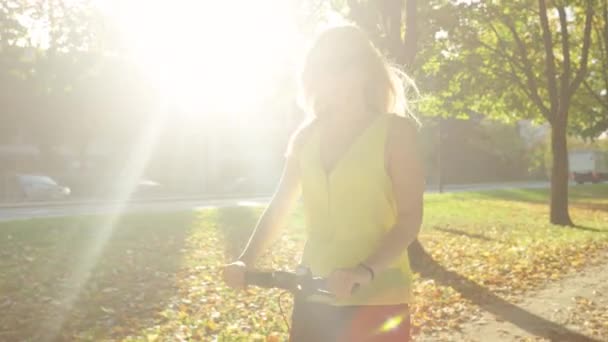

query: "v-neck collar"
xmin=317 ymin=114 xmax=385 ymax=178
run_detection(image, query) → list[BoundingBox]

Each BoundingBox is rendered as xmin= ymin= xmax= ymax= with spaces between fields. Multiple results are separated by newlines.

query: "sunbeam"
xmin=40 ymin=104 xmax=169 ymax=341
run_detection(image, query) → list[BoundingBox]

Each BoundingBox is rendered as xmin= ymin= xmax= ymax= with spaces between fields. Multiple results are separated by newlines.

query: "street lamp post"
xmin=438 ymin=117 xmax=444 ymax=193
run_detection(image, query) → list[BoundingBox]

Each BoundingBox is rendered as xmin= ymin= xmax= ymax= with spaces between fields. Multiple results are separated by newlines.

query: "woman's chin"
xmin=314 ymin=104 xmax=339 ymax=119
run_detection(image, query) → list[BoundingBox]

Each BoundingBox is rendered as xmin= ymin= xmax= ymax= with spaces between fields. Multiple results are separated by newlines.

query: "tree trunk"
xmin=402 ymin=0 xmax=418 ymax=67
xmin=550 ymin=119 xmax=573 ymax=225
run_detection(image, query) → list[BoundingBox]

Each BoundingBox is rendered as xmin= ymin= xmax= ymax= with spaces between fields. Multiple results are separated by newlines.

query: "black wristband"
xmin=359 ymin=262 xmax=375 ymax=281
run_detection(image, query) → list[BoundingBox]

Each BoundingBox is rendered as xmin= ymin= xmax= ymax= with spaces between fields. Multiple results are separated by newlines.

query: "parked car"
xmin=569 ymin=150 xmax=608 ymax=184
xmin=131 ymin=179 xmax=164 ymax=198
xmin=16 ymin=174 xmax=71 ymax=201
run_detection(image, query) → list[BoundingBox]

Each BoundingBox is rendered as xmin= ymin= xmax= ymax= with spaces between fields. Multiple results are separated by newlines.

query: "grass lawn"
xmin=1 ymin=184 xmax=607 ymax=341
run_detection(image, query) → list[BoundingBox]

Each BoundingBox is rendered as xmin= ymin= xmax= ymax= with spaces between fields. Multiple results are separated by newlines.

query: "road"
xmin=425 ymin=180 xmax=552 ymax=193
xmin=0 ymin=181 xmax=553 ymax=222
xmin=0 ymin=197 xmax=270 ymax=222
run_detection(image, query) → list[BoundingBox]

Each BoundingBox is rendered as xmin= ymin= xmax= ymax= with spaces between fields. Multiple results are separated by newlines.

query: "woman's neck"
xmin=319 ymin=105 xmax=374 ymax=129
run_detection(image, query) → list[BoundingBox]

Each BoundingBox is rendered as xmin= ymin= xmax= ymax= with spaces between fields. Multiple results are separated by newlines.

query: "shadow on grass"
xmin=434 ymin=227 xmax=494 ymax=241
xmin=572 ymin=225 xmax=608 ymax=233
xmin=409 ymin=241 xmax=601 ymax=342
xmin=0 ymin=212 xmax=194 ymax=341
xmin=571 ymin=202 xmax=608 ymax=213
xmin=471 ymin=188 xmax=549 ymax=204
xmin=472 ymin=183 xmax=608 ymax=206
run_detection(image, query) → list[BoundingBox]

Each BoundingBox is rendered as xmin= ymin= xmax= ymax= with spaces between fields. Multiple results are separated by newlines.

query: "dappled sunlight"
xmin=130 ymin=207 xmax=305 ymax=340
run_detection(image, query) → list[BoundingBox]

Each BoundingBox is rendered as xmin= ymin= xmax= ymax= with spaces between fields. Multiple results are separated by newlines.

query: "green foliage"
xmin=572 ymin=0 xmax=608 ymax=138
xmin=0 ymin=1 xmax=153 ymax=148
xmin=536 ymin=134 xmax=608 ymax=177
xmin=0 ymin=1 xmax=162 ymax=176
xmin=568 ymin=135 xmax=608 ymax=151
xmin=330 ymin=0 xmax=603 ymax=140
xmin=419 ymin=117 xmax=538 ymax=184
xmin=417 ymin=0 xmax=602 ymax=134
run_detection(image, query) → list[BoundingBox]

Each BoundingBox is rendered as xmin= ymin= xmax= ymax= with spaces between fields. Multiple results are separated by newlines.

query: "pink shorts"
xmin=289 ymin=298 xmax=411 ymax=341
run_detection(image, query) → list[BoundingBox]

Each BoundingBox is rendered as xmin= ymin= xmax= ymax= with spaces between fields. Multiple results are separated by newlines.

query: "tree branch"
xmin=501 ymin=57 xmax=556 ymax=122
xmin=475 ymin=36 xmax=523 ymax=71
xmin=595 ymin=0 xmax=608 ymax=97
xmin=504 ymin=59 xmax=538 ymax=106
xmin=594 ymin=24 xmax=608 ymax=99
xmin=604 ymin=0 xmax=608 ymax=48
xmin=402 ymin=0 xmax=418 ymax=67
xmin=538 ymin=0 xmax=559 ymax=116
xmin=476 ymin=19 xmax=550 ymax=121
xmin=380 ymin=0 xmax=405 ymax=64
xmin=569 ymin=0 xmax=594 ymax=94
xmin=499 ymin=17 xmax=552 ymax=120
xmin=603 ymin=1 xmax=608 ymax=96
xmin=583 ymin=80 xmax=608 ymax=111
xmin=557 ymin=6 xmax=571 ymax=98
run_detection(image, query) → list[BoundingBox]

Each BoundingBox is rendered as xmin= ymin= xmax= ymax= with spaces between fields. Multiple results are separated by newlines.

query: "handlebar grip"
xmin=245 ymin=270 xmax=298 ymax=291
xmin=244 ymin=269 xmax=337 ymax=298
xmin=245 ymin=271 xmax=275 ymax=288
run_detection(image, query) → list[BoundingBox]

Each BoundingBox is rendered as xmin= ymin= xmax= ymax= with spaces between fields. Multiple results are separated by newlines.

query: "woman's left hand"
xmin=327 ymin=265 xmax=374 ymax=300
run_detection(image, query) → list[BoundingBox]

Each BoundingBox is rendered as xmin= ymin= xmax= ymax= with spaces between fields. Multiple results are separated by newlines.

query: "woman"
xmin=223 ymin=25 xmax=424 ymax=341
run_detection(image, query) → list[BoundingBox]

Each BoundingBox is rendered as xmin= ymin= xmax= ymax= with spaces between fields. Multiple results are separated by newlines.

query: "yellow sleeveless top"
xmin=298 ymin=114 xmax=413 ymax=306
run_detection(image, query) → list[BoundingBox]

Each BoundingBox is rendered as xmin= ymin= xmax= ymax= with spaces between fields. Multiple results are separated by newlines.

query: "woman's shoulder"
xmin=386 ymin=114 xmax=420 ymax=139
xmin=385 ymin=114 xmax=423 ymax=172
xmin=285 ymin=117 xmax=318 ymax=158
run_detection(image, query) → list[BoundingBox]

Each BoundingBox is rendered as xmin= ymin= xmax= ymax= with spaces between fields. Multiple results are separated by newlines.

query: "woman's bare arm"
xmin=237 ymin=155 xmax=302 ymax=266
xmin=223 ymin=125 xmax=311 ymax=290
xmin=362 ymin=117 xmax=424 ymax=274
xmin=235 ymin=118 xmax=316 ymax=266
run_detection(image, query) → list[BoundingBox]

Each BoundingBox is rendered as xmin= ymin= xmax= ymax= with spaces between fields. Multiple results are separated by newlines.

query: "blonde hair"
xmin=299 ymin=25 xmax=419 ymax=124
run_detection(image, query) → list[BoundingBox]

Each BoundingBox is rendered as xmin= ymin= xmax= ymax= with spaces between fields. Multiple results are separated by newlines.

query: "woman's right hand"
xmin=222 ymin=260 xmax=247 ymax=290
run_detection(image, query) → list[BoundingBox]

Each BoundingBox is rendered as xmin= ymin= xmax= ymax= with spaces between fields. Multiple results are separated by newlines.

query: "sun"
xmin=97 ymin=0 xmax=300 ymax=114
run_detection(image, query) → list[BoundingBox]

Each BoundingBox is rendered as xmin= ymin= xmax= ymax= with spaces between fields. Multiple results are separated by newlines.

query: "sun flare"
xmin=98 ymin=0 xmax=300 ymax=114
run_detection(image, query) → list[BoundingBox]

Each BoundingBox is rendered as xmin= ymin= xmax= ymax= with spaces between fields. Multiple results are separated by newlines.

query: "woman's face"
xmin=310 ymin=67 xmax=365 ymax=120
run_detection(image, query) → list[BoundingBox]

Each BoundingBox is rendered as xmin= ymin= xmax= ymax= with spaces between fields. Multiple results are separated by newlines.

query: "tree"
xmin=0 ymin=1 xmax=31 ymax=142
xmin=341 ymin=0 xmax=418 ymax=68
xmin=0 ymin=1 xmax=151 ymax=172
xmin=425 ymin=0 xmax=595 ymax=225
xmin=0 ymin=1 xmax=98 ymax=149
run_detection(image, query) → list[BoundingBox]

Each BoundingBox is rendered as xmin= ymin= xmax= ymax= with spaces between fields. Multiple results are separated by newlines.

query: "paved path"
xmin=0 ymin=198 xmax=270 ymax=222
xmin=0 ymin=181 xmax=560 ymax=222
xmin=418 ymin=251 xmax=608 ymax=342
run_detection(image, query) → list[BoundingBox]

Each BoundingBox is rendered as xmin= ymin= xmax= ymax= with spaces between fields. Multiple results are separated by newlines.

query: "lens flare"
xmin=379 ymin=314 xmax=405 ymax=332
